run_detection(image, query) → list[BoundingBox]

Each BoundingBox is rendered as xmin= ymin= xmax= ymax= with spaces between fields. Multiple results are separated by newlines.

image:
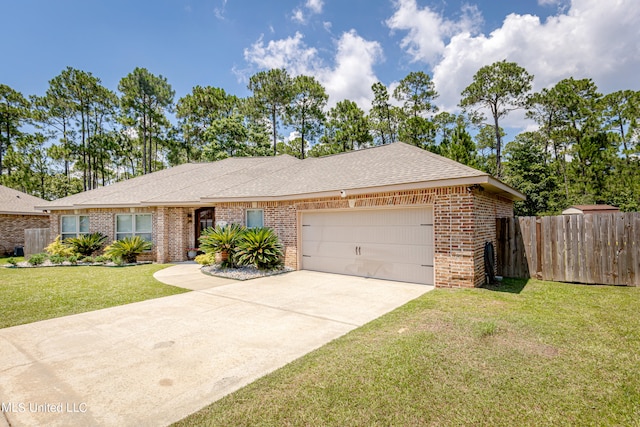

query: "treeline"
xmin=1 ymin=62 xmax=638 ymax=214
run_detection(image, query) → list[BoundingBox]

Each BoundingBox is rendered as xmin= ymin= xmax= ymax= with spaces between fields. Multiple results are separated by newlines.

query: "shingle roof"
xmin=570 ymin=204 xmax=619 ymax=212
xmin=45 ymin=155 xmax=300 ymax=207
xmin=204 ymin=142 xmax=487 ymax=199
xmin=42 ymin=142 xmax=523 ymax=209
xmin=0 ymin=185 xmax=49 ymax=215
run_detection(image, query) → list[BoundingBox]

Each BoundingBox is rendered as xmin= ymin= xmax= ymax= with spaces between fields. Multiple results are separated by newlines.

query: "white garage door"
xmin=300 ymin=207 xmax=434 ymax=285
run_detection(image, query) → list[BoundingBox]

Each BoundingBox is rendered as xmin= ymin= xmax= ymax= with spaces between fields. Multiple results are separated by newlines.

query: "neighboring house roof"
xmin=40 ymin=142 xmax=525 ymax=210
xmin=562 ymin=204 xmax=620 ymax=215
xmin=0 ymin=185 xmax=49 ymax=215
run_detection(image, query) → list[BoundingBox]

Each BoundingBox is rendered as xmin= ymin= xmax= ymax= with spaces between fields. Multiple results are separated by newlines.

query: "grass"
xmin=174 ymin=278 xmax=640 ymax=427
xmin=0 ymin=264 xmax=188 ymax=328
xmin=0 ymin=255 xmax=25 ymax=264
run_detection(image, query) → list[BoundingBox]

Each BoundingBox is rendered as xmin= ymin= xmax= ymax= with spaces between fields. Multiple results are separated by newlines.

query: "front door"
xmin=195 ymin=207 xmax=215 ymax=246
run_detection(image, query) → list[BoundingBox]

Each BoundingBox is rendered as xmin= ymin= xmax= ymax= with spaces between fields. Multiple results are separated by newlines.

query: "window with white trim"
xmin=116 ymin=214 xmax=152 ymax=242
xmin=246 ymin=209 xmax=264 ymax=228
xmin=61 ymin=215 xmax=89 ymax=240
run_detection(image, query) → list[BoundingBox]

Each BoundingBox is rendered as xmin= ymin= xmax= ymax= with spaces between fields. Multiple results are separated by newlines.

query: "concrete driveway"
xmin=0 ymin=265 xmax=432 ymax=427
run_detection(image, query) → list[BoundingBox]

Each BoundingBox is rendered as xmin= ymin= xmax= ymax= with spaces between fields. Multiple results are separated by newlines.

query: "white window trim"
xmin=115 ymin=213 xmax=153 ymax=244
xmin=60 ymin=215 xmax=89 ymax=239
xmin=246 ymin=209 xmax=264 ymax=228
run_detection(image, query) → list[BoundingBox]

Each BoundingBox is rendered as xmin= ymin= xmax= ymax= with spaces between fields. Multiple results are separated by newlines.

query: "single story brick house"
xmin=38 ymin=142 xmax=524 ymax=288
xmin=0 ymin=185 xmax=50 ymax=255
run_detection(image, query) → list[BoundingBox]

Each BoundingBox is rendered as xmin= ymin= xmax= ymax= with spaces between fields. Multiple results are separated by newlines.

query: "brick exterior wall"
xmin=213 ymin=202 xmax=298 ymax=269
xmin=472 ymin=190 xmax=514 ymax=287
xmin=49 ymin=208 xmax=158 ymax=261
xmin=0 ymin=214 xmax=50 ymax=254
xmin=47 ymin=186 xmax=513 ymax=287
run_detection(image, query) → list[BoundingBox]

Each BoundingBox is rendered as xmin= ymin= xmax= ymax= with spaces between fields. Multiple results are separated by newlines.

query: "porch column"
xmin=156 ymin=207 xmax=170 ymax=264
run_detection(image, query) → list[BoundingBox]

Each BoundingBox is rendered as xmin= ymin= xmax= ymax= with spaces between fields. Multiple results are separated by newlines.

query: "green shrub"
xmin=236 ymin=227 xmax=283 ymax=270
xmin=45 ymin=235 xmax=76 ymax=257
xmin=49 ymin=254 xmax=66 ymax=264
xmin=68 ymin=255 xmax=79 ymax=264
xmin=199 ymin=224 xmax=246 ymax=268
xmin=194 ymin=253 xmax=216 ymax=265
xmin=66 ymin=232 xmax=108 ymax=256
xmin=81 ymin=256 xmax=95 ymax=264
xmin=104 ymin=236 xmax=152 ymax=264
xmin=28 ymin=253 xmax=48 ymax=266
xmin=6 ymin=257 xmax=17 ymax=266
xmin=94 ymin=255 xmax=108 ymax=263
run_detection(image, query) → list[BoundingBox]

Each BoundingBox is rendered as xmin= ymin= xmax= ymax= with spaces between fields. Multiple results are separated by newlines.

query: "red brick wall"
xmin=48 ymin=208 xmax=158 ymax=261
xmin=432 ymin=187 xmax=475 ymax=288
xmin=212 ymin=202 xmax=298 ymax=269
xmin=204 ymin=187 xmax=513 ymax=288
xmin=0 ymin=214 xmax=50 ymax=253
xmin=46 ymin=187 xmax=514 ymax=287
xmin=472 ymin=190 xmax=514 ymax=287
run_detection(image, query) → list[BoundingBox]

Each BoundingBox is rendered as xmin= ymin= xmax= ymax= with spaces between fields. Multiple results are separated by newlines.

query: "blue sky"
xmin=3 ymin=0 xmax=639 ymax=132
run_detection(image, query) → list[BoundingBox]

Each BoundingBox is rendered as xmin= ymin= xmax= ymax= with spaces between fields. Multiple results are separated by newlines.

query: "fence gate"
xmin=496 ymin=213 xmax=640 ymax=286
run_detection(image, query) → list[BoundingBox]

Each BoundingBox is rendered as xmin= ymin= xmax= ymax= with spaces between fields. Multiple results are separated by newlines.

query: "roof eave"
xmin=42 ymin=200 xmax=214 ymax=210
xmin=41 ymin=176 xmax=525 ymax=208
xmin=0 ymin=210 xmax=49 ymax=216
xmin=483 ymin=176 xmax=526 ymax=201
xmin=200 ymin=176 xmax=526 ymax=203
xmin=41 ymin=203 xmax=144 ymax=211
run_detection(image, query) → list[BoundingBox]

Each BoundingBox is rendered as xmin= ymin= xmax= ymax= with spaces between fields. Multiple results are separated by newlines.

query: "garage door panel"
xmin=366 ymin=226 xmax=433 ymax=245
xmin=302 ymin=241 xmax=360 ymax=258
xmin=371 ymin=264 xmax=434 ymax=285
xmin=303 ymin=209 xmax=433 ymax=227
xmin=303 ymin=256 xmax=433 ymax=285
xmin=359 ymin=243 xmax=434 ymax=265
xmin=302 ymin=226 xmax=359 ymax=243
xmin=304 ymin=225 xmax=432 ymax=245
xmin=301 ymin=208 xmax=434 ymax=285
xmin=304 ymin=242 xmax=433 ymax=265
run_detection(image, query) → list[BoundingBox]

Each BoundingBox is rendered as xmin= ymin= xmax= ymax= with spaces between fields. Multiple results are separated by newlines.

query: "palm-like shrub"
xmin=104 ymin=236 xmax=152 ymax=264
xmin=235 ymin=227 xmax=283 ymax=270
xmin=199 ymin=224 xmax=246 ymax=267
xmin=66 ymin=232 xmax=108 ymax=256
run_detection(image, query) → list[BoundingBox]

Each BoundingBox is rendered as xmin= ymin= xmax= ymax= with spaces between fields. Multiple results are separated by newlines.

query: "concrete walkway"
xmin=0 ymin=265 xmax=433 ymax=427
xmin=152 ymin=261 xmax=237 ymax=290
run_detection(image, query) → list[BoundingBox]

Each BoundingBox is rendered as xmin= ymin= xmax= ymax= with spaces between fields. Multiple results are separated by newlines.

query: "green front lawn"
xmin=1 ymin=264 xmax=188 ymax=328
xmin=0 ymin=255 xmax=25 ymax=264
xmin=175 ymin=279 xmax=640 ymax=426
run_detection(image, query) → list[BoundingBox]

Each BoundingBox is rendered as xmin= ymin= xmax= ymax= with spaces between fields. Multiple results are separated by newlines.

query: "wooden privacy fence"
xmin=496 ymin=213 xmax=640 ymax=286
xmin=24 ymin=228 xmax=50 ymax=258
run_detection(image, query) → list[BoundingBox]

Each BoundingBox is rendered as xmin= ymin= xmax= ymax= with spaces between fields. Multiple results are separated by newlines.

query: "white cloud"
xmin=244 ymin=32 xmax=320 ymax=76
xmin=388 ymin=0 xmax=640 ymax=129
xmin=318 ymin=30 xmax=384 ymax=109
xmin=244 ymin=30 xmax=383 ymax=111
xmin=306 ymin=0 xmax=324 ymax=14
xmin=291 ymin=0 xmax=324 ymax=24
xmin=214 ymin=0 xmax=227 ymax=20
xmin=292 ymin=8 xmax=305 ymax=24
xmin=386 ymin=0 xmax=482 ymax=65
